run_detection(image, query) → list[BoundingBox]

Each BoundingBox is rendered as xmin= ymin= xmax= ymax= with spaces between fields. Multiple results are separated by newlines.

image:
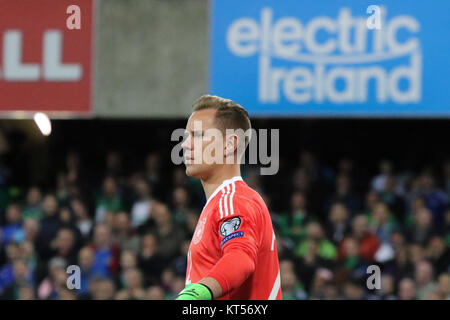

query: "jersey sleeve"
xmin=205 ymin=193 xmax=262 ymax=295
xmin=217 ymin=195 xmax=261 ymax=256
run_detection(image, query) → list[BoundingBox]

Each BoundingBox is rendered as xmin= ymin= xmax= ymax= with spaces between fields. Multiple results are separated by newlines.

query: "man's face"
xmin=95 ymin=226 xmax=110 ymax=247
xmin=57 ymin=230 xmax=74 ymax=253
xmin=399 ymin=279 xmax=416 ymax=300
xmin=13 ymin=261 xmax=28 ymax=282
xmin=181 ymin=109 xmax=226 ymax=179
xmin=43 ymin=195 xmax=58 ymax=216
xmin=352 ymin=216 xmax=368 ymax=236
xmin=79 ymin=248 xmax=94 ymax=269
xmin=6 ymin=205 xmax=21 ymax=224
xmin=114 ymin=213 xmax=130 ymax=233
xmin=95 ymin=280 xmax=115 ymax=300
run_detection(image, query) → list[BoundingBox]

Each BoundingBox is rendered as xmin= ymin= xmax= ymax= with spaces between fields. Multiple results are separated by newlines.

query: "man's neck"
xmin=201 ymin=166 xmax=241 ymax=201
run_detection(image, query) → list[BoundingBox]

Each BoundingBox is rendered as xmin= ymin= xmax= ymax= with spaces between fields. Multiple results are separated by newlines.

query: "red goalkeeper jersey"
xmin=185 ymin=176 xmax=282 ymax=300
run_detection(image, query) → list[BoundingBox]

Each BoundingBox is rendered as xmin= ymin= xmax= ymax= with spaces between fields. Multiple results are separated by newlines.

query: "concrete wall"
xmin=94 ymin=0 xmax=209 ymax=118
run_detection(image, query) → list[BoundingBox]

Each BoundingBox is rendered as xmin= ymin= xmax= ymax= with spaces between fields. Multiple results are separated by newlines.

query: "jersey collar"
xmin=203 ymin=176 xmax=243 ymax=210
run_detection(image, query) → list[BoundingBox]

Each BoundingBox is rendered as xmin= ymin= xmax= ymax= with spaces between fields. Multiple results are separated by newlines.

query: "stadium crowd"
xmin=0 ymin=149 xmax=449 ymax=300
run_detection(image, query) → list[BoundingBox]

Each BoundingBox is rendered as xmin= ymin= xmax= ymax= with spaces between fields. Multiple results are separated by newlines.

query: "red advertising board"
xmin=0 ymin=0 xmax=94 ymax=114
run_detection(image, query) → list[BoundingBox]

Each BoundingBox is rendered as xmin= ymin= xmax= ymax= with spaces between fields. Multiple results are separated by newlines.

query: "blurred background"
xmin=0 ymin=0 xmax=448 ymax=300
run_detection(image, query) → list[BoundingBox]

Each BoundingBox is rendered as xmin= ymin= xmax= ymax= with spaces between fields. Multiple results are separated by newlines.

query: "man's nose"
xmin=181 ymin=135 xmax=191 ymax=150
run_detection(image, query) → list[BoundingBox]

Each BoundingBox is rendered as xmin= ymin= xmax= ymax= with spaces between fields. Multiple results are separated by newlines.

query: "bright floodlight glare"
xmin=33 ymin=112 xmax=52 ymax=136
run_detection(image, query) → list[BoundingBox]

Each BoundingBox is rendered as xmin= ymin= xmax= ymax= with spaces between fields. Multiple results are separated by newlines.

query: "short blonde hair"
xmin=192 ymin=95 xmax=251 ymax=148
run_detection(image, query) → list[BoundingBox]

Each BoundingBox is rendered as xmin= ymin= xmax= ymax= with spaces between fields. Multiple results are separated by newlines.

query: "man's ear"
xmin=224 ymin=134 xmax=238 ymax=157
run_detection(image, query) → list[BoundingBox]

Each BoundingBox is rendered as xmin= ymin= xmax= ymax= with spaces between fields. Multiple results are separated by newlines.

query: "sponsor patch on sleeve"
xmin=220 ymin=231 xmax=244 ymax=247
xmin=219 ymin=217 xmax=241 ymax=236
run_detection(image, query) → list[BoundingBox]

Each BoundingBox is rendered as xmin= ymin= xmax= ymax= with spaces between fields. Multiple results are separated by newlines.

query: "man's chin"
xmin=185 ymin=163 xmax=212 ymax=179
xmin=185 ymin=165 xmax=199 ymax=178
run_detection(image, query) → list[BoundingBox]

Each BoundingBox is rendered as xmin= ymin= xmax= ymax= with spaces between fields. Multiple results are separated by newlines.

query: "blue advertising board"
xmin=210 ymin=0 xmax=450 ymax=117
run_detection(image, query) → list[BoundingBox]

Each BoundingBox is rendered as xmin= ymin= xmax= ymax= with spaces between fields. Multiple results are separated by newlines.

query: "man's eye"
xmin=194 ymin=132 xmax=203 ymax=138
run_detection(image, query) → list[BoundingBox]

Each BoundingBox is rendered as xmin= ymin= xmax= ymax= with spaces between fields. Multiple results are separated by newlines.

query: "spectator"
xmin=378 ymin=274 xmax=397 ymax=300
xmin=1 ymin=204 xmax=23 ymax=247
xmin=276 ymin=191 xmax=315 ymax=246
xmin=379 ymin=175 xmax=406 ymax=222
xmin=37 ymin=257 xmax=67 ymax=300
xmin=406 ymin=207 xmax=438 ymax=245
xmin=90 ymin=224 xmax=120 ymax=278
xmin=436 ymin=273 xmax=450 ymax=300
xmin=95 ymin=176 xmax=124 ymax=223
xmin=146 ymin=285 xmax=166 ymax=300
xmin=339 ymin=215 xmax=380 ymax=263
xmin=1 ymin=259 xmax=33 ymax=299
xmin=71 ymin=198 xmax=93 ymax=242
xmin=58 ymin=207 xmax=82 ymax=246
xmin=280 ymin=259 xmax=307 ymax=300
xmin=160 ymin=267 xmax=176 ymax=295
xmin=322 ymin=280 xmax=339 ymax=300
xmin=171 ymin=239 xmax=190 ymax=277
xmin=295 ymin=222 xmax=337 ymax=261
xmin=326 ymin=174 xmax=361 ymax=214
xmin=20 ymin=241 xmax=37 ymax=280
xmin=138 ymin=234 xmax=165 ymax=286
xmin=398 ymin=278 xmax=417 ymax=300
xmin=144 ymin=153 xmax=164 ymax=198
xmin=111 ymin=212 xmax=140 ymax=252
xmin=296 ymin=239 xmax=330 ymax=292
xmin=371 ymin=160 xmax=393 ymax=192
xmin=146 ymin=202 xmax=185 ymax=262
xmin=22 ymin=187 xmax=43 ymax=220
xmin=414 ymin=260 xmax=438 ymax=300
xmin=418 ymin=173 xmax=448 ymax=225
xmin=426 ymin=235 xmax=450 ymax=276
xmin=361 ymin=190 xmax=380 ymax=217
xmin=115 ymin=268 xmax=146 ymax=300
xmin=368 ymin=202 xmax=397 ymax=243
xmin=55 ymin=173 xmax=69 ymax=204
xmin=386 ymin=244 xmax=413 ymax=282
xmin=342 ymin=279 xmax=366 ymax=300
xmin=117 ymin=250 xmax=138 ymax=288
xmin=35 ymin=195 xmax=61 ymax=261
xmin=171 ymin=187 xmax=191 ymax=225
xmin=57 ymin=287 xmax=77 ymax=300
xmin=326 ymin=202 xmax=351 ymax=245
xmin=18 ymin=283 xmax=35 ymax=300
xmin=165 ymin=275 xmax=186 ymax=300
xmin=130 ymin=179 xmax=153 ymax=229
xmin=23 ymin=219 xmax=39 ymax=244
xmin=444 ymin=209 xmax=450 ymax=244
xmin=78 ymin=246 xmax=108 ymax=295
xmin=336 ymin=237 xmax=373 ymax=287
xmin=308 ymin=268 xmax=334 ymax=299
xmin=65 ymin=151 xmax=81 ymax=179
xmin=0 ymin=242 xmax=21 ymax=293
xmin=49 ymin=228 xmax=78 ymax=265
xmin=105 ymin=151 xmax=123 ymax=182
xmin=90 ymin=277 xmax=116 ymax=300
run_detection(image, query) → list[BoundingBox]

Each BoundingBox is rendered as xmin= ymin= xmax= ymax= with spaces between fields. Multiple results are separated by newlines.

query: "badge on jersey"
xmin=193 ymin=217 xmax=207 ymax=244
xmin=219 ymin=217 xmax=244 ymax=247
